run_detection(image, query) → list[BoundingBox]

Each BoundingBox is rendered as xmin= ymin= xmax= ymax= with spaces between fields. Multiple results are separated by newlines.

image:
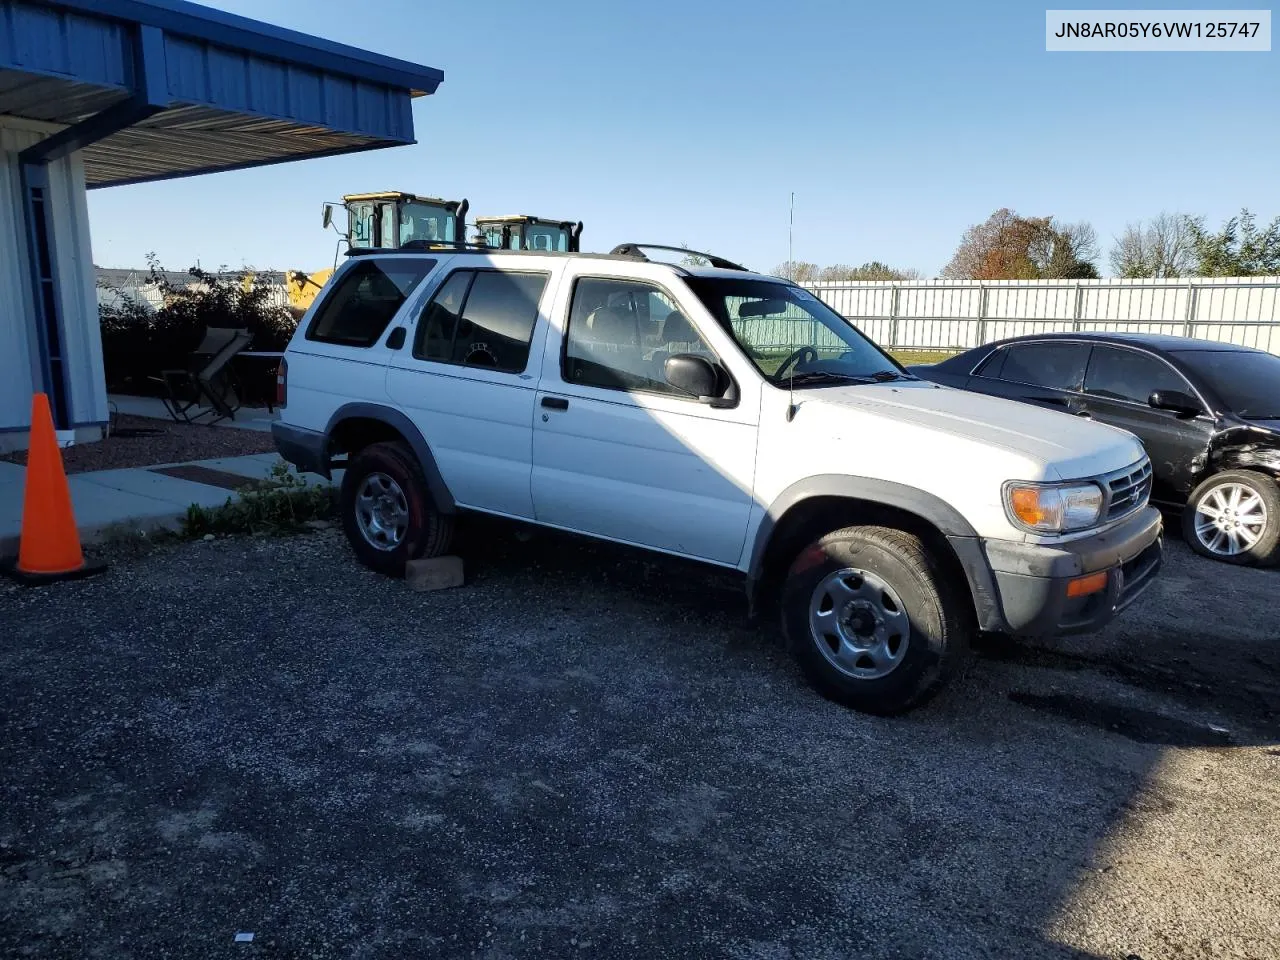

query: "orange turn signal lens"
xmin=1066 ymin=571 xmax=1108 ymax=598
xmin=1009 ymin=486 xmax=1049 ymax=527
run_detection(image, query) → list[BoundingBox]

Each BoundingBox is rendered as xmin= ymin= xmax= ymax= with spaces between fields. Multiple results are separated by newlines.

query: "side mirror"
xmin=664 ymin=353 xmax=721 ymax=400
xmin=1149 ymin=389 xmax=1202 ymax=417
xmin=322 ymin=203 xmax=334 ymax=230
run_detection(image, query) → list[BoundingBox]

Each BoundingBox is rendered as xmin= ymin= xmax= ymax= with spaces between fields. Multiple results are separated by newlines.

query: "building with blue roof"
xmin=0 ymin=0 xmax=443 ymax=449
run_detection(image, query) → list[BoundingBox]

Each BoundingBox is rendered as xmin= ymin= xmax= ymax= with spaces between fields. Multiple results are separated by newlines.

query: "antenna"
xmin=787 ymin=191 xmax=794 ymax=281
xmin=786 ymin=191 xmax=798 ymax=420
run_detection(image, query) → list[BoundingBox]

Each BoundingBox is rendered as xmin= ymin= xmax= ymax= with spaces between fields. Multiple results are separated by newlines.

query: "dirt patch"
xmin=147 ymin=464 xmax=262 ymax=491
xmin=0 ymin=414 xmax=276 ymax=474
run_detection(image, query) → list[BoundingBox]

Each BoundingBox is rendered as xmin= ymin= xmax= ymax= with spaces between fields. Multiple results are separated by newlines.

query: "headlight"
xmin=1004 ymin=481 xmax=1104 ymax=533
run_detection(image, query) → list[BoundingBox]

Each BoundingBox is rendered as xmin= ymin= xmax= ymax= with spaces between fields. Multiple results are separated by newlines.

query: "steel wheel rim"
xmin=1193 ymin=482 xmax=1268 ymax=557
xmin=808 ymin=567 xmax=911 ymax=681
xmin=354 ymin=472 xmax=409 ymax=551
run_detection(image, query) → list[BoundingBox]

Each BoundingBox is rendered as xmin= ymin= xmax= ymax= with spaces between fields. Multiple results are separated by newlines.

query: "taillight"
xmin=275 ymin=357 xmax=288 ymax=408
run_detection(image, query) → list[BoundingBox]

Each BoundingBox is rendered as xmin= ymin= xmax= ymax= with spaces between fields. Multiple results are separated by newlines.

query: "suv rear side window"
xmin=413 ymin=269 xmax=548 ymax=373
xmin=306 ymin=259 xmax=435 ymax=347
xmin=999 ymin=342 xmax=1090 ymax=391
xmin=1084 ymin=346 xmax=1189 ymax=404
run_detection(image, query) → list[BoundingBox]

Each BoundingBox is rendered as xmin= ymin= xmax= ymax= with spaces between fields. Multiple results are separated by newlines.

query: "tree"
xmin=817 ymin=262 xmax=923 ymax=282
xmin=1186 ymin=209 xmax=1280 ymax=276
xmin=678 ymin=243 xmax=710 ymax=267
xmin=942 ymin=208 xmax=1019 ymax=279
xmin=772 ymin=260 xmax=820 ymax=283
xmin=1109 ymin=212 xmax=1194 ymax=278
xmin=1040 ymin=221 xmax=1100 ymax=279
xmin=943 ymin=208 xmax=1099 ymax=280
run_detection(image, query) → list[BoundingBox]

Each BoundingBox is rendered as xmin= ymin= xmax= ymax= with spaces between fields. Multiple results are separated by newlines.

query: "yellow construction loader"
xmin=285 ymin=192 xmax=583 ymax=312
xmin=474 ymin=215 xmax=582 ymax=252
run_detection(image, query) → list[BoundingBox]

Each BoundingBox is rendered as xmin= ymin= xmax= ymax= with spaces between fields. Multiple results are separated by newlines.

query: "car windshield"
xmin=685 ymin=277 xmax=907 ymax=386
xmin=1171 ymin=349 xmax=1280 ymax=419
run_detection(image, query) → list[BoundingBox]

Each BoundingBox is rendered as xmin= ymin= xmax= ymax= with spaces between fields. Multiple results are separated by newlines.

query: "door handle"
xmin=541 ymin=396 xmax=569 ymax=410
xmin=1076 ymin=410 xmax=1092 ymax=418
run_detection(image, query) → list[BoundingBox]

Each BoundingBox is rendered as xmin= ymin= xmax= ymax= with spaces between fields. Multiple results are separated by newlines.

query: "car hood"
xmin=803 ymin=380 xmax=1145 ymax=480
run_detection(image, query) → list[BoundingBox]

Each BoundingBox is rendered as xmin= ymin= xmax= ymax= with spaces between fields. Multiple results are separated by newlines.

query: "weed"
xmin=181 ymin=461 xmax=335 ymax=538
xmin=94 ymin=523 xmax=178 ymax=560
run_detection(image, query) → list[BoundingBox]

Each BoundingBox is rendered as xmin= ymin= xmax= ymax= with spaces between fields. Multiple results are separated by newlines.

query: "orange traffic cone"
xmin=1 ymin=393 xmax=106 ymax=585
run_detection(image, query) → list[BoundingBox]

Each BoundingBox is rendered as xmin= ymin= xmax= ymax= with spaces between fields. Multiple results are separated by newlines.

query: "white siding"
xmin=0 ymin=118 xmax=41 ymax=433
xmin=0 ymin=115 xmax=107 ymax=436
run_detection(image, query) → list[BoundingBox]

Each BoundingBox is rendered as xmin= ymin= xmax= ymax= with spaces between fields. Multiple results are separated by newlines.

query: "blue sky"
xmin=87 ymin=0 xmax=1279 ymax=277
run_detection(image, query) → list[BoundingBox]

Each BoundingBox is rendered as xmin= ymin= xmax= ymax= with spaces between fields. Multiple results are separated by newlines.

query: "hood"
xmin=803 ymin=380 xmax=1144 ymax=480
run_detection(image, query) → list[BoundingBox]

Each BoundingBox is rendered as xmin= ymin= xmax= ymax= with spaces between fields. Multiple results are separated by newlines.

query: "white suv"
xmin=273 ymin=243 xmax=1163 ymax=715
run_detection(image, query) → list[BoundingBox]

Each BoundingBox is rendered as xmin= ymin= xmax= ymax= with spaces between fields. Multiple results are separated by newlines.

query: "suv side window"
xmin=564 ymin=277 xmax=715 ymax=396
xmin=412 ymin=269 xmax=549 ymax=373
xmin=306 ymin=259 xmax=435 ymax=347
xmin=1084 ymin=346 xmax=1189 ymax=404
xmin=999 ymin=342 xmax=1090 ymax=391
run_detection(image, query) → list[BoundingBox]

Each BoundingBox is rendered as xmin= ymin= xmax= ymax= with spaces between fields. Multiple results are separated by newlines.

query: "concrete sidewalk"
xmin=108 ymin=394 xmax=280 ymax=433
xmin=0 ymin=453 xmax=336 ymax=557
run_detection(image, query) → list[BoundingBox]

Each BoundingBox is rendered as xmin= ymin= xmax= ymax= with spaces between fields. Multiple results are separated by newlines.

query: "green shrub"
xmin=181 ymin=462 xmax=335 ymax=538
xmin=99 ymin=253 xmax=298 ymax=395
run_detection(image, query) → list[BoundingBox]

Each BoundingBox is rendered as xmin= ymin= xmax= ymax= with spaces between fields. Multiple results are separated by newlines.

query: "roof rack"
xmin=609 ymin=243 xmax=747 ymax=271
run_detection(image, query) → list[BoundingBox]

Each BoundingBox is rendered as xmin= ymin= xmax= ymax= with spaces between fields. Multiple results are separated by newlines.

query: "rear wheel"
xmin=340 ymin=441 xmax=453 ymax=576
xmin=1182 ymin=470 xmax=1280 ymax=566
xmin=781 ymin=525 xmax=970 ymax=715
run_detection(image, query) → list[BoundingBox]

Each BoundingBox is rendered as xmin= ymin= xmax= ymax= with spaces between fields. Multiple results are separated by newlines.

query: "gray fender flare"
xmin=324 ymin=403 xmax=457 ymax=514
xmin=746 ymin=475 xmax=1005 ymax=632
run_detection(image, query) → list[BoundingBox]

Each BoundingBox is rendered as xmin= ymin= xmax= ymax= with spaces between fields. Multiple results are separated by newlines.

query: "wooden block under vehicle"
xmin=405 ymin=555 xmax=464 ymax=591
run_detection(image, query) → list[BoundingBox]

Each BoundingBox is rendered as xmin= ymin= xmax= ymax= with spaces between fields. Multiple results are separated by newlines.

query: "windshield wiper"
xmin=781 ymin=370 xmax=914 ymax=387
xmin=781 ymin=371 xmax=869 ymax=387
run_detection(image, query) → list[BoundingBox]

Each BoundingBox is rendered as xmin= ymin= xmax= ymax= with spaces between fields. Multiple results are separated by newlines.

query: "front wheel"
xmin=340 ymin=441 xmax=454 ymax=577
xmin=1182 ymin=470 xmax=1280 ymax=566
xmin=781 ymin=526 xmax=971 ymax=715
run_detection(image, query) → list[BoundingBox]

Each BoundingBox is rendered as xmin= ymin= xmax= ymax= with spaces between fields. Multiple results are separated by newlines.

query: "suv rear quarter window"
xmin=306 ymin=259 xmax=435 ymax=347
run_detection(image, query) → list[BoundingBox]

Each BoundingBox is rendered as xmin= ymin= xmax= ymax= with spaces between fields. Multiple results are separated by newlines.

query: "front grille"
xmin=1104 ymin=457 xmax=1153 ymax=521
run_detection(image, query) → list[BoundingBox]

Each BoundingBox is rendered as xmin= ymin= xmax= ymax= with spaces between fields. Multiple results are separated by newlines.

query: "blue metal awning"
xmin=0 ymin=0 xmax=444 ymax=186
xmin=1 ymin=0 xmax=445 ymax=433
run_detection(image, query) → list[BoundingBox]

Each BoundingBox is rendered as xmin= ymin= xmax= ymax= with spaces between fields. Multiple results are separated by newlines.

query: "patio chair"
xmin=158 ymin=327 xmax=253 ymax=424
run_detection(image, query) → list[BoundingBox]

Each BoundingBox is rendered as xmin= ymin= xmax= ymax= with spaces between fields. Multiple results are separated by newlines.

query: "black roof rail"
xmin=609 ymin=243 xmax=747 ymax=271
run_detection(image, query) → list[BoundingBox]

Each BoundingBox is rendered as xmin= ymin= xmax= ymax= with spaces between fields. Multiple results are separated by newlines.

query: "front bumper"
xmin=980 ymin=506 xmax=1164 ymax=637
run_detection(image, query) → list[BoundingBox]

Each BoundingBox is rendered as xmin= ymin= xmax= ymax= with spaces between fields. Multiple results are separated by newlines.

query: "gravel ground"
xmin=0 ymin=415 xmax=276 ymax=474
xmin=1 ymin=522 xmax=1277 ymax=959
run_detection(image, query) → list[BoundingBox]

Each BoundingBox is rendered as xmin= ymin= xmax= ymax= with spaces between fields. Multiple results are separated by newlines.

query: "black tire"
xmin=339 ymin=441 xmax=454 ymax=577
xmin=781 ymin=525 xmax=971 ymax=715
xmin=1181 ymin=469 xmax=1280 ymax=566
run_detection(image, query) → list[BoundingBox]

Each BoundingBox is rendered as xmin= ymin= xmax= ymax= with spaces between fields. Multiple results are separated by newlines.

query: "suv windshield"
xmin=1171 ymin=349 xmax=1280 ymax=419
xmin=685 ymin=277 xmax=907 ymax=386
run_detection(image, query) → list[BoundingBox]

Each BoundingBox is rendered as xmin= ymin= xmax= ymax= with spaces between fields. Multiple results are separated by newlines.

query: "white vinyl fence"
xmin=798 ymin=277 xmax=1280 ymax=356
